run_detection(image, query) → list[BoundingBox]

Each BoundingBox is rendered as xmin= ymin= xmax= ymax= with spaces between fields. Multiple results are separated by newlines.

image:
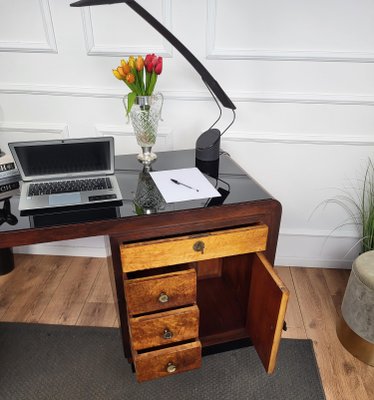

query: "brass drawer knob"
xmin=158 ymin=292 xmax=169 ymax=303
xmin=193 ymin=240 xmax=205 ymax=254
xmin=166 ymin=362 xmax=177 ymax=373
xmin=163 ymin=329 xmax=173 ymax=340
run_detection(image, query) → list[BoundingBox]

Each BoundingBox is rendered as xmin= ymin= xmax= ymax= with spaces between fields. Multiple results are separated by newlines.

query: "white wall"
xmin=1 ymin=0 xmax=374 ymax=268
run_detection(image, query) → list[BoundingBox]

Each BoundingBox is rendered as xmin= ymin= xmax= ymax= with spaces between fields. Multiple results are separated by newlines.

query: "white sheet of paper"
xmin=150 ymin=167 xmax=221 ymax=203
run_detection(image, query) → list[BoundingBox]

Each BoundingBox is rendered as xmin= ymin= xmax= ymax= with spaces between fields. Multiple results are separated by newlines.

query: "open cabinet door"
xmin=246 ymin=252 xmax=289 ymax=373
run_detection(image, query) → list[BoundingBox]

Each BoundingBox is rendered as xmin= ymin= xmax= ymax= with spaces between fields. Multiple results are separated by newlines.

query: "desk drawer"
xmin=121 ymin=224 xmax=268 ymax=273
xmin=125 ymin=269 xmax=196 ymax=315
xmin=134 ymin=340 xmax=202 ymax=382
xmin=130 ymin=305 xmax=199 ymax=351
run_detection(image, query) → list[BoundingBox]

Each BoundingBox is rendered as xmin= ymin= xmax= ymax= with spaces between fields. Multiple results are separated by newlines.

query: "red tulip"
xmin=151 ymin=55 xmax=158 ymax=68
xmin=144 ymin=53 xmax=156 ymax=73
xmin=154 ymin=57 xmax=163 ymax=75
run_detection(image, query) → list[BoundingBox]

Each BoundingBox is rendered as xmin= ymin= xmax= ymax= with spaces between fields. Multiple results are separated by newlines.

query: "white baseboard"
xmin=275 ymin=256 xmax=353 ymax=269
xmin=275 ymin=229 xmax=359 ymax=269
xmin=14 ymin=236 xmax=110 ymax=259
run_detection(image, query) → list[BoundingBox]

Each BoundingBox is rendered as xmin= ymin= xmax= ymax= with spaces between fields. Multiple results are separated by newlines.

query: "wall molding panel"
xmin=206 ymin=0 xmax=374 ymax=63
xmin=0 ymin=0 xmax=57 ymax=54
xmin=0 ymin=122 xmax=68 ymax=138
xmin=81 ymin=0 xmax=173 ymax=57
xmin=231 ymin=92 xmax=374 ymax=107
xmin=95 ymin=123 xmax=174 ymax=152
xmin=223 ymin=131 xmax=374 ymax=147
xmin=2 ymin=83 xmax=374 ymax=107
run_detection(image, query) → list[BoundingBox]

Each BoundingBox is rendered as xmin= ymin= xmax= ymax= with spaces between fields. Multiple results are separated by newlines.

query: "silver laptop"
xmin=9 ymin=137 xmax=123 ymax=213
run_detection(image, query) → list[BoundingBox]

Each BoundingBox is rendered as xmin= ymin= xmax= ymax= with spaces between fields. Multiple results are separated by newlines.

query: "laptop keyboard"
xmin=28 ymin=177 xmax=113 ymax=197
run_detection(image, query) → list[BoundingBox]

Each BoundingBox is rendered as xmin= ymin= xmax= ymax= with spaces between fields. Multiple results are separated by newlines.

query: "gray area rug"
xmin=0 ymin=322 xmax=325 ymax=400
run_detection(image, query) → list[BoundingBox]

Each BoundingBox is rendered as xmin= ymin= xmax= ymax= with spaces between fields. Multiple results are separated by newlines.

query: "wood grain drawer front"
xmin=125 ymin=269 xmax=196 ymax=316
xmin=121 ymin=224 xmax=268 ymax=272
xmin=134 ymin=340 xmax=202 ymax=382
xmin=130 ymin=305 xmax=199 ymax=351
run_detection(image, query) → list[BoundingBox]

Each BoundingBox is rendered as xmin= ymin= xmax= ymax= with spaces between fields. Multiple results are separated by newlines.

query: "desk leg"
xmin=0 ymin=248 xmax=14 ymax=275
xmin=108 ymin=236 xmax=132 ymax=361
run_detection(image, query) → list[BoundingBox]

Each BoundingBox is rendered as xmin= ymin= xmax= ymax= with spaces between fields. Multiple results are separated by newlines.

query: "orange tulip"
xmin=120 ymin=59 xmax=131 ymax=75
xmin=125 ymin=72 xmax=135 ymax=84
xmin=135 ymin=56 xmax=144 ymax=71
xmin=117 ymin=66 xmax=126 ymax=78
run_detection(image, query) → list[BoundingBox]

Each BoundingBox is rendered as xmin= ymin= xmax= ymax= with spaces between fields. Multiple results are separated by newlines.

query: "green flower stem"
xmin=147 ymin=72 xmax=157 ymax=95
xmin=138 ymin=69 xmax=145 ymax=95
xmin=126 ymin=82 xmax=137 ymax=93
xmin=131 ymin=68 xmax=142 ymax=95
xmin=145 ymin=71 xmax=152 ymax=95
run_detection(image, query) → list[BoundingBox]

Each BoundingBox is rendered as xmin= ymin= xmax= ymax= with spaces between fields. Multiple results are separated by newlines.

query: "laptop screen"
xmin=9 ymin=138 xmax=114 ymax=181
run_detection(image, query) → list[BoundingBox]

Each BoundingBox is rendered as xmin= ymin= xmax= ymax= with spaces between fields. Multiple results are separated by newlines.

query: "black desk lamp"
xmin=70 ymin=0 xmax=236 ymax=162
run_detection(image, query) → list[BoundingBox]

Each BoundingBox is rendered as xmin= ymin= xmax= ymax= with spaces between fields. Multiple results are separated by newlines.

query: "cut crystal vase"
xmin=125 ymin=93 xmax=163 ymax=164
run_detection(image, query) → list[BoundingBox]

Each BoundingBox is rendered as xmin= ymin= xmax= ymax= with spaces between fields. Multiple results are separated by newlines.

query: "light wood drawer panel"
xmin=121 ymin=224 xmax=268 ymax=272
xmin=134 ymin=340 xmax=202 ymax=382
xmin=125 ymin=269 xmax=196 ymax=315
xmin=130 ymin=305 xmax=199 ymax=350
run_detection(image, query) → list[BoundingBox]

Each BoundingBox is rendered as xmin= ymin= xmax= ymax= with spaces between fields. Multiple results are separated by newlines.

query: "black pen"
xmin=170 ymin=178 xmax=199 ymax=192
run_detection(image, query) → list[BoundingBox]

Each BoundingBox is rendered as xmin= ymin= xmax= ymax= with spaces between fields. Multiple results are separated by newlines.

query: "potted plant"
xmin=321 ymin=158 xmax=374 ymax=254
xmin=324 ymin=158 xmax=374 ymax=365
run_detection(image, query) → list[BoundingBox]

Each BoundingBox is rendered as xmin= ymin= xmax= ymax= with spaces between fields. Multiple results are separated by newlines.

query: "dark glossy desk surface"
xmin=0 ymin=150 xmax=272 ymax=245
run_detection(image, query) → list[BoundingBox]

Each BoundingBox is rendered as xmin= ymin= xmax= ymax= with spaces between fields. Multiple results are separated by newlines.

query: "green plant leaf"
xmin=127 ymin=91 xmax=137 ymax=115
xmin=312 ymin=157 xmax=374 ymax=255
xmin=134 ymin=203 xmax=144 ymax=215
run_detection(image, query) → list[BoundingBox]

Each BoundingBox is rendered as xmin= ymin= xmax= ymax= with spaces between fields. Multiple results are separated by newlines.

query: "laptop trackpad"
xmin=49 ymin=192 xmax=82 ymax=206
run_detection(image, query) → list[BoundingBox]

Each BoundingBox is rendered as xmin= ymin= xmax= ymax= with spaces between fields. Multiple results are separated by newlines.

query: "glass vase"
xmin=124 ymin=93 xmax=163 ymax=164
xmin=134 ymin=164 xmax=165 ymax=214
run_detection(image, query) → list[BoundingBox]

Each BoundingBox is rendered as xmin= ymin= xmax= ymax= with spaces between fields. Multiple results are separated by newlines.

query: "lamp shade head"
xmin=195 ymin=129 xmax=221 ymax=162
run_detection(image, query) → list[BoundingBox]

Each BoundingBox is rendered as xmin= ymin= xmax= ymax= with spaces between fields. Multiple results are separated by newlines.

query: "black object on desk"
xmin=0 ymin=198 xmax=17 ymax=275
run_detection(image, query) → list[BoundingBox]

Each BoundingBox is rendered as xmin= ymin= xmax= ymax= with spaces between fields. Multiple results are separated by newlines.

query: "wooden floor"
xmin=0 ymin=255 xmax=372 ymax=400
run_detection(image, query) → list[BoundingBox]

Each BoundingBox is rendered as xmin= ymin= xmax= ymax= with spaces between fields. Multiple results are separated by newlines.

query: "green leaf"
xmin=131 ymin=67 xmax=142 ymax=95
xmin=134 ymin=203 xmax=144 ymax=215
xmin=148 ymin=72 xmax=158 ymax=95
xmin=145 ymin=71 xmax=151 ymax=94
xmin=138 ymin=69 xmax=145 ymax=95
xmin=127 ymin=91 xmax=137 ymax=115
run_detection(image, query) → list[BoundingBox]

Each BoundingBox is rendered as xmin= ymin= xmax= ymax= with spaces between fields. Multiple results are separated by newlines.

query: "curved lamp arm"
xmin=70 ymin=0 xmax=236 ymax=110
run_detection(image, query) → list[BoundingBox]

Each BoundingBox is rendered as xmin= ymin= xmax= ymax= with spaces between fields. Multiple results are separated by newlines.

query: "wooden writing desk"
xmin=0 ymin=150 xmax=288 ymax=382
